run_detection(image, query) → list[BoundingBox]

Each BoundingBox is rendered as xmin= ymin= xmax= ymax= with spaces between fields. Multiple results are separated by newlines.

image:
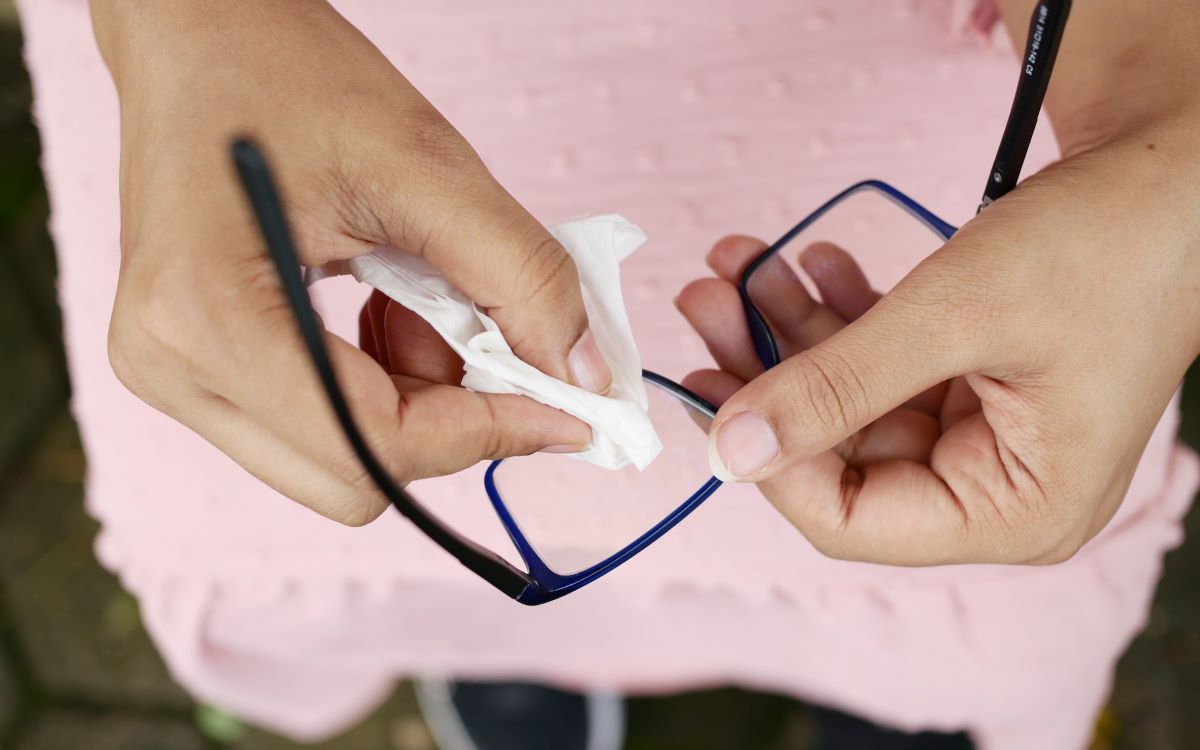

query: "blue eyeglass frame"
xmin=485 ymin=179 xmax=959 ymax=604
xmin=230 ymin=0 xmax=1065 ymax=606
xmin=232 ymin=138 xmax=956 ymax=606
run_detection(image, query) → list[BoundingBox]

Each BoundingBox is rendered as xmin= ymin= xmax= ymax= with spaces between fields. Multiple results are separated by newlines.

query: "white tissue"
xmin=307 ymin=214 xmax=662 ymax=470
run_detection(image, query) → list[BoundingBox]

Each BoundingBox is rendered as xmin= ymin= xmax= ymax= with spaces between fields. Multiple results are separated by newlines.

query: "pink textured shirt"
xmin=17 ymin=1 xmax=1196 ymax=748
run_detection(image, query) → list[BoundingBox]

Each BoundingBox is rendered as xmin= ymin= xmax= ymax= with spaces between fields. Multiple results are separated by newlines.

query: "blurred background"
xmin=1 ymin=2 xmax=1198 ymax=748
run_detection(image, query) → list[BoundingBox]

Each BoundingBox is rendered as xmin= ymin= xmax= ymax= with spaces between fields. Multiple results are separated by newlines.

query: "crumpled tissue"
xmin=307 ymin=214 xmax=662 ymax=470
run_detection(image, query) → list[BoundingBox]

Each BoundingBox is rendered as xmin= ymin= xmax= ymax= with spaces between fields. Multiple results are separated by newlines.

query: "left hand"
xmin=676 ymin=130 xmax=1200 ymax=566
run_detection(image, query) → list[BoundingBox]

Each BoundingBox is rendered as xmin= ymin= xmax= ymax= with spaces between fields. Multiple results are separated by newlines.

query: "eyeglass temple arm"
xmin=979 ymin=0 xmax=1071 ymax=212
xmin=230 ymin=138 xmax=534 ymax=601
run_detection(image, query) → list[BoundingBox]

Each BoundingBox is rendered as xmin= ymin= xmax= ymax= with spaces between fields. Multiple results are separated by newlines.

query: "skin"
xmin=88 ymin=0 xmax=611 ymax=526
xmin=683 ymin=0 xmax=1200 ymax=565
xmin=91 ymin=0 xmax=1198 ymax=561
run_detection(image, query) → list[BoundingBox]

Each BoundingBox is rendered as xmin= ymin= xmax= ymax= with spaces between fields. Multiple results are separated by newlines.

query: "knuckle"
xmin=1004 ymin=490 xmax=1087 ymax=565
xmin=373 ymin=395 xmax=423 ymax=482
xmin=440 ymin=391 xmax=526 ymax=463
xmin=107 ymin=317 xmax=147 ymax=398
xmin=323 ymin=389 xmax=421 ymax=493
xmin=374 ymin=388 xmax=514 ymax=480
xmin=806 ymin=534 xmax=853 ymax=562
xmin=407 ymin=110 xmax=481 ymax=170
xmin=940 ymin=437 xmax=1086 ymax=565
xmin=1019 ymin=518 xmax=1087 ymax=565
xmin=784 ymin=483 xmax=861 ymax=563
xmin=327 ymin=159 xmax=391 ymax=243
xmin=320 ymin=438 xmax=400 ymax=528
xmin=476 ymin=398 xmax=510 ymax=460
xmin=1005 ymin=474 xmax=1082 ymax=564
xmin=108 ymin=246 xmax=290 ymax=405
xmin=511 ymin=233 xmax=576 ymax=308
xmin=796 ymin=351 xmax=870 ymax=436
xmin=1034 ymin=539 xmax=1085 ymax=566
xmin=229 ymin=252 xmax=291 ymax=320
xmin=395 ymin=110 xmax=486 ymax=196
xmin=342 ymin=110 xmax=488 ymax=246
xmin=107 ymin=266 xmax=191 ymax=404
xmin=1025 ymin=496 xmax=1091 ymax=564
xmin=835 ymin=426 xmax=868 ymax=468
xmin=455 ymin=393 xmax=516 ymax=462
xmin=327 ymin=487 xmax=389 ymax=528
xmin=485 ymin=231 xmax=579 ymax=357
xmin=323 ymin=443 xmax=377 ymax=495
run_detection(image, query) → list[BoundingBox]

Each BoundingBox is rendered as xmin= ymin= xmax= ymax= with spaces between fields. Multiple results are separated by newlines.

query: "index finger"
xmin=355 ymin=128 xmax=612 ymax=394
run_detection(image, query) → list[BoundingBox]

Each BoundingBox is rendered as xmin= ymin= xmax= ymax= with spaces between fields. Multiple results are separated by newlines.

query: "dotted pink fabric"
xmin=17 ymin=1 xmax=1195 ymax=748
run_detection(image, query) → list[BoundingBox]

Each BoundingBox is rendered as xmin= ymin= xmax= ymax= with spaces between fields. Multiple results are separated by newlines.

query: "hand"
xmin=678 ymin=127 xmax=1200 ymax=566
xmin=91 ymin=0 xmax=607 ymax=525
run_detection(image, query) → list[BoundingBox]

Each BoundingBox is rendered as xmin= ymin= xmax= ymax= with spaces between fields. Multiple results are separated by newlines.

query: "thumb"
xmin=706 ymin=281 xmax=976 ymax=481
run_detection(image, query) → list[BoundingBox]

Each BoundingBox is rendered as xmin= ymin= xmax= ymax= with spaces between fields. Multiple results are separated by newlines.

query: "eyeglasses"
xmin=231 ymin=0 xmax=1068 ymax=605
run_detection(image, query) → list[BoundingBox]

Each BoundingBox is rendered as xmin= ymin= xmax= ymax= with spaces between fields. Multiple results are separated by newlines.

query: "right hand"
xmin=91 ymin=0 xmax=608 ymax=525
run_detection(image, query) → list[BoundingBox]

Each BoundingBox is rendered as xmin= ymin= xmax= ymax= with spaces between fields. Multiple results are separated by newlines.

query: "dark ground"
xmin=0 ymin=8 xmax=1197 ymax=750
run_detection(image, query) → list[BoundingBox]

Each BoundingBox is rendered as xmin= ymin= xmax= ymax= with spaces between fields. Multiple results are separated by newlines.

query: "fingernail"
xmin=568 ymin=329 xmax=612 ymax=395
xmin=542 ymin=444 xmax=586 ymax=455
xmin=709 ymin=411 xmax=779 ymax=480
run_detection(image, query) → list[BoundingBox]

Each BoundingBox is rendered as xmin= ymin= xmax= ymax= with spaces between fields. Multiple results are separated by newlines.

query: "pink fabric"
xmin=17 ymin=1 xmax=1196 ymax=748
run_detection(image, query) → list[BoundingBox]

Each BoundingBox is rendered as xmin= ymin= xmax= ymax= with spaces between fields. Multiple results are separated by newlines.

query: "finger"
xmin=706 ymin=263 xmax=980 ymax=482
xmin=386 ymin=375 xmax=593 ymax=479
xmin=705 ymin=234 xmax=772 ymax=280
xmin=681 ymin=368 xmax=745 ymax=408
xmin=833 ymin=408 xmax=939 ymax=467
xmin=180 ymin=372 xmax=594 ymax=527
xmin=799 ymin=242 xmax=880 ymax=322
xmin=675 ymin=278 xmax=764 ymax=382
xmin=755 ymin=453 xmax=984 ymax=566
xmin=790 ymin=239 xmax=957 ymax=422
xmin=941 ymin=376 xmax=982 ymax=431
xmin=222 ymin=307 xmax=591 ymax=494
xmin=901 ymin=382 xmax=951 ymax=418
xmin=707 ymin=235 xmax=844 ymax=351
xmin=358 ymin=135 xmax=610 ymax=394
xmin=680 ymin=369 xmax=745 ymax=434
xmin=763 ymin=427 xmax=1070 ymax=567
xmin=359 ymin=289 xmax=389 ymax=365
xmin=382 ymin=299 xmax=465 ymax=384
xmin=358 ymin=297 xmax=378 ymax=361
xmin=320 ymin=337 xmax=591 ymax=480
xmin=685 ymin=374 xmax=940 ymax=471
xmin=178 ymin=393 xmax=391 ymax=526
xmin=797 ymin=243 xmax=950 ymax=416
